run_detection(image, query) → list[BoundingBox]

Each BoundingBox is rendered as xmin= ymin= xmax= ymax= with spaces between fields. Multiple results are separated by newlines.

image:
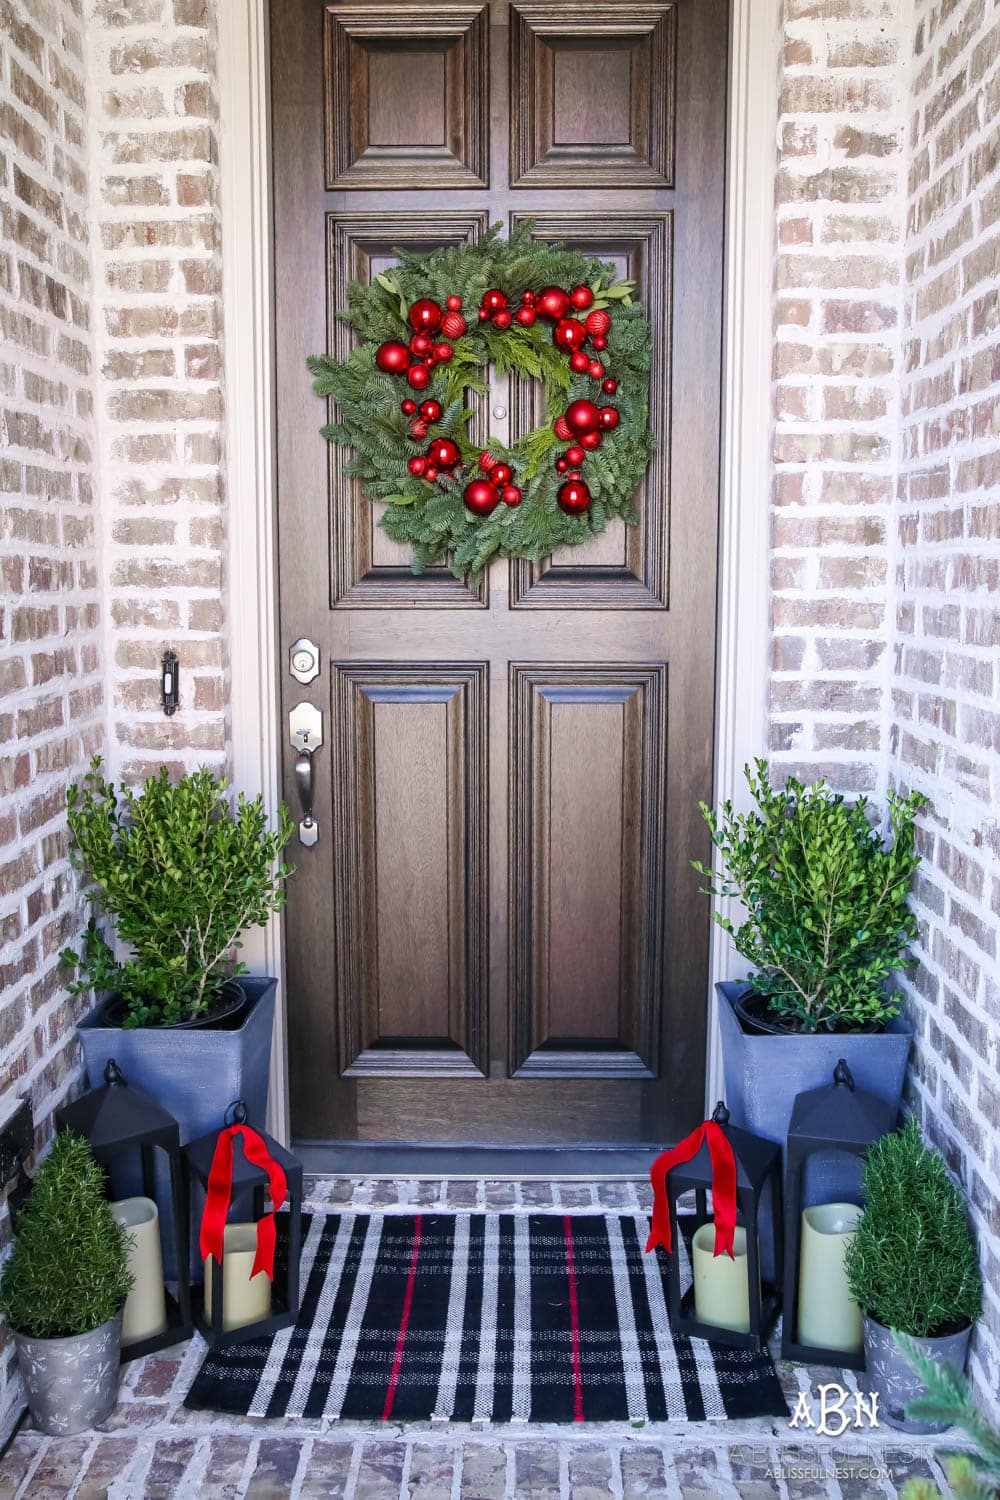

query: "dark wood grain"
xmin=271 ymin=0 xmax=727 ymax=1148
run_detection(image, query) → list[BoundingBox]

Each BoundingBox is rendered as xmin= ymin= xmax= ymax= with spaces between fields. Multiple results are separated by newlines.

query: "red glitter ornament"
xmin=585 ymin=309 xmax=611 ymax=336
xmin=408 ymin=298 xmax=443 ymax=333
xmin=419 ymin=399 xmax=442 ymax=422
xmin=406 ymin=364 xmax=430 ymax=390
xmin=569 ymin=351 xmax=590 ymax=373
xmin=588 ymin=360 xmax=604 ymax=380
xmin=424 ymin=464 xmax=438 ymax=482
xmin=433 ymin=342 xmax=454 ymax=363
xmin=440 ymin=311 xmax=466 ymax=339
xmin=570 ymin=285 xmax=594 ymax=311
xmin=445 ymin=294 xmax=462 ymax=311
xmin=536 ymin=286 xmax=571 ymax=322
xmin=409 ymin=419 xmax=428 ymax=439
xmin=491 ymin=463 xmax=513 ymax=486
xmin=564 ymin=399 xmax=601 ymax=435
xmin=553 ymin=317 xmax=587 ymax=352
xmin=521 ymin=289 xmax=535 ymax=304
xmin=515 ymin=306 xmax=537 ymax=327
xmin=427 ymin=437 xmax=461 ymax=470
xmin=463 ymin=478 xmax=500 ymax=516
xmin=598 ymin=406 xmax=620 ymax=430
xmin=592 ymin=334 xmax=607 ymax=351
xmin=502 ymin=484 xmax=522 ymax=506
xmin=557 ymin=477 xmax=591 ymax=514
xmin=409 ymin=333 xmax=433 ymax=355
xmin=580 ymin=430 xmax=602 ymax=450
xmin=375 ymin=341 xmax=411 ymax=374
xmin=565 ymin=445 xmax=584 ymax=466
xmin=492 ymin=310 xmax=512 ymax=330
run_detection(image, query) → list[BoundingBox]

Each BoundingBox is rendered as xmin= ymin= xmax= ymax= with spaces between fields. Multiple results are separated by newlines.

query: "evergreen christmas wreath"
xmin=308 ymin=222 xmax=655 ymax=577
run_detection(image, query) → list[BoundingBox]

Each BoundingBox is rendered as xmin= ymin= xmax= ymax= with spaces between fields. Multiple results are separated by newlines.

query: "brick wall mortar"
xmin=86 ymin=0 xmax=229 ymax=784
xmin=890 ymin=0 xmax=1000 ymax=1416
xmin=0 ymin=0 xmax=104 ymax=1427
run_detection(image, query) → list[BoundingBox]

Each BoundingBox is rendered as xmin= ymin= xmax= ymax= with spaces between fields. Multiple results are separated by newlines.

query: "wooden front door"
xmin=271 ymin=0 xmax=727 ymax=1149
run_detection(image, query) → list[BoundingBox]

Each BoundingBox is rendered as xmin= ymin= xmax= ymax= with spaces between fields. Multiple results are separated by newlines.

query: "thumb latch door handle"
xmin=294 ymin=751 xmax=318 ymax=847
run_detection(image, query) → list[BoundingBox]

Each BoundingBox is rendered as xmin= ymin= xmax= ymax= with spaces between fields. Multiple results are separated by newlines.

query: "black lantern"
xmin=662 ymin=1103 xmax=783 ymax=1352
xmin=781 ymin=1059 xmax=897 ymax=1368
xmin=56 ymin=1059 xmax=193 ymax=1361
xmin=184 ymin=1103 xmax=303 ymax=1348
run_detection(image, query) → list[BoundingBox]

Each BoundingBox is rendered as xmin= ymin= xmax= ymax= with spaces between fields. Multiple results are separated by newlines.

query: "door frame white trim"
xmin=217 ymin=0 xmax=778 ymax=1141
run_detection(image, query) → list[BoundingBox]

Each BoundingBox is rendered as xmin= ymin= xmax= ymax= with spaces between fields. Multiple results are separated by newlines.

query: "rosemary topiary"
xmin=60 ymin=756 xmax=294 ymax=1028
xmin=844 ymin=1118 xmax=982 ymax=1340
xmin=693 ymin=759 xmax=928 ymax=1032
xmin=0 ymin=1132 xmax=133 ymax=1340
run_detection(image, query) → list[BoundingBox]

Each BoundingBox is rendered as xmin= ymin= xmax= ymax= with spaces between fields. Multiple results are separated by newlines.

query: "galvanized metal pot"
xmin=14 ymin=1311 xmax=123 ymax=1436
xmin=862 ymin=1313 xmax=973 ymax=1433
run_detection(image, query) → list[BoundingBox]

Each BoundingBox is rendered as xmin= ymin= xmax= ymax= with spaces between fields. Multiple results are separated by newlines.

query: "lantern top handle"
xmin=711 ymin=1100 xmax=730 ymax=1126
xmin=225 ymin=1099 xmax=249 ymax=1126
xmin=104 ymin=1059 xmax=126 ymax=1087
xmin=833 ymin=1059 xmax=855 ymax=1091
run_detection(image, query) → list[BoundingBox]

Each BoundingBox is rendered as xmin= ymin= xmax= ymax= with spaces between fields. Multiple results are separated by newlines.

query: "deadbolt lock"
xmin=289 ymin=701 xmax=323 ymax=754
xmin=289 ymin=637 xmax=320 ymax=685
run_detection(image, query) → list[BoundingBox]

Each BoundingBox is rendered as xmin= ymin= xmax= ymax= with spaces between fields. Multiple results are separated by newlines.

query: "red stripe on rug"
xmin=381 ymin=1214 xmax=422 ymax=1422
xmin=563 ymin=1214 xmax=584 ymax=1422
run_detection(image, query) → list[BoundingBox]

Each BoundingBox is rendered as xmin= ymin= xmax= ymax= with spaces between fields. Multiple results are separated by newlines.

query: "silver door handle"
xmin=294 ymin=752 xmax=318 ymax=847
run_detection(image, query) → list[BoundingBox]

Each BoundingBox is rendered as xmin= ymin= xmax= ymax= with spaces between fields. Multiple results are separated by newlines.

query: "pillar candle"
xmin=111 ymin=1196 xmax=168 ymax=1346
xmin=692 ymin=1223 xmax=750 ymax=1333
xmin=204 ymin=1223 xmax=272 ymax=1332
xmin=797 ymin=1202 xmax=863 ymax=1353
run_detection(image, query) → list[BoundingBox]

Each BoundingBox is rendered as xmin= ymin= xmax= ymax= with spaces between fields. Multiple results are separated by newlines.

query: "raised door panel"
xmin=325 ymin=212 xmax=489 ymax=607
xmin=325 ymin=4 xmax=489 ymax=188
xmin=510 ymin=3 xmax=676 ymax=188
xmin=509 ymin=663 xmax=667 ymax=1078
xmin=508 ymin=214 xmax=672 ymax=608
xmin=332 ymin=662 xmax=488 ymax=1077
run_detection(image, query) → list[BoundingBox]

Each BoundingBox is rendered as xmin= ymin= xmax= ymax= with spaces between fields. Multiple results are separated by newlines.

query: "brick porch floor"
xmin=0 ymin=1179 xmax=957 ymax=1499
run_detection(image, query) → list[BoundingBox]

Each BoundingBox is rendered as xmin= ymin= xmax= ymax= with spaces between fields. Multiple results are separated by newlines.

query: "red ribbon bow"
xmin=645 ymin=1119 xmax=738 ymax=1260
xmin=199 ymin=1124 xmax=288 ymax=1281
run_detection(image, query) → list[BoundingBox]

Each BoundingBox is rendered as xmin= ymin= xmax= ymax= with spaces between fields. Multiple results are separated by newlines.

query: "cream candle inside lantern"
xmin=112 ymin=1196 xmax=168 ymax=1346
xmin=692 ymin=1224 xmax=751 ymax=1333
xmin=204 ymin=1223 xmax=272 ymax=1332
xmin=797 ymin=1202 xmax=863 ymax=1353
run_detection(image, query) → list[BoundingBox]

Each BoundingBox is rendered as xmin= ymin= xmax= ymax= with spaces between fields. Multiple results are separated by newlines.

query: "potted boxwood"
xmin=61 ymin=757 xmax=293 ymax=1144
xmin=845 ymin=1118 xmax=982 ymax=1433
xmin=0 ymin=1132 xmax=133 ymax=1435
xmin=695 ymin=759 xmax=927 ymax=1146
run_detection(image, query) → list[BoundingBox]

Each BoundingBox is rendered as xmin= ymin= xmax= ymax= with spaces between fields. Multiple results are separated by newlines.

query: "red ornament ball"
xmin=565 ymin=444 xmax=585 ymax=466
xmin=570 ymin=285 xmax=594 ymax=311
xmin=440 ymin=311 xmax=466 ymax=339
xmin=478 ymin=451 xmax=497 ymax=472
xmin=409 ymin=332 xmax=433 ymax=355
xmin=598 ymin=405 xmax=620 ymax=430
xmin=580 ymin=430 xmax=602 ymax=450
xmin=478 ymin=307 xmax=490 ymax=322
xmin=409 ymin=298 xmax=443 ymax=333
xmin=515 ymin=306 xmax=537 ymax=327
xmin=536 ymin=286 xmax=571 ymax=322
xmin=592 ymin=334 xmax=607 ymax=351
xmin=409 ymin=419 xmax=428 ymax=439
xmin=569 ymin=351 xmax=590 ymax=373
xmin=502 ymin=484 xmax=523 ymax=506
xmin=603 ymin=378 xmax=618 ymax=394
xmin=433 ymin=342 xmax=454 ymax=363
xmin=408 ymin=456 xmax=426 ymax=476
xmin=400 ymin=398 xmax=417 ymax=415
xmin=521 ymin=289 xmax=535 ymax=304
xmin=492 ymin=309 xmax=512 ymax=330
xmin=565 ymin=399 xmax=601 ymax=435
xmin=553 ymin=317 xmax=587 ymax=352
xmin=491 ymin=463 xmax=513 ymax=486
xmin=424 ymin=464 xmax=438 ymax=482
xmin=427 ymin=437 xmax=461 ymax=470
xmin=588 ymin=360 xmax=604 ymax=380
xmin=376 ymin=341 xmax=411 ymax=374
xmin=446 ymin=294 xmax=462 ymax=311
xmin=482 ymin=289 xmax=507 ymax=314
xmin=419 ymin=399 xmax=442 ymax=422
xmin=585 ymin=309 xmax=611 ymax=336
xmin=463 ymin=478 xmax=500 ymax=516
xmin=555 ymin=457 xmax=569 ymax=473
xmin=558 ymin=477 xmax=592 ymax=514
xmin=406 ymin=364 xmax=430 ymax=390
xmin=553 ymin=415 xmax=573 ymax=441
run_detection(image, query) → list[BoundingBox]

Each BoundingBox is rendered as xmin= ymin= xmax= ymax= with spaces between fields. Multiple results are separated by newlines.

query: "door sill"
xmin=293 ymin=1140 xmax=660 ymax=1180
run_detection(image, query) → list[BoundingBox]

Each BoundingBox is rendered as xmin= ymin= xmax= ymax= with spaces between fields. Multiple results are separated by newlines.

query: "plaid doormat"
xmin=185 ymin=1212 xmax=788 ymax=1423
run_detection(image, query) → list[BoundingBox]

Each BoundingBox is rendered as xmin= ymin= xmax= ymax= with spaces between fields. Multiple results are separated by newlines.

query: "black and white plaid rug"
xmin=185 ymin=1212 xmax=788 ymax=1423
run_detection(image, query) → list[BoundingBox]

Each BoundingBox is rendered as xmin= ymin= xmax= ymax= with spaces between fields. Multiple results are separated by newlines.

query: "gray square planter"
xmin=716 ymin=981 xmax=912 ymax=1154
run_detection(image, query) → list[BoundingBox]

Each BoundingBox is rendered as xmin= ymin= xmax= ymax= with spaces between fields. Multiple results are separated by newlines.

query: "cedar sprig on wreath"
xmin=307 ymin=221 xmax=655 ymax=578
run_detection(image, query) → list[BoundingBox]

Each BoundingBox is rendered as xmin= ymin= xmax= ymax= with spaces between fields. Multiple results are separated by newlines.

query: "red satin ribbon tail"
xmin=645 ymin=1123 xmax=708 ymax=1255
xmin=704 ymin=1121 xmax=738 ymax=1259
xmin=198 ymin=1123 xmax=290 ymax=1284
